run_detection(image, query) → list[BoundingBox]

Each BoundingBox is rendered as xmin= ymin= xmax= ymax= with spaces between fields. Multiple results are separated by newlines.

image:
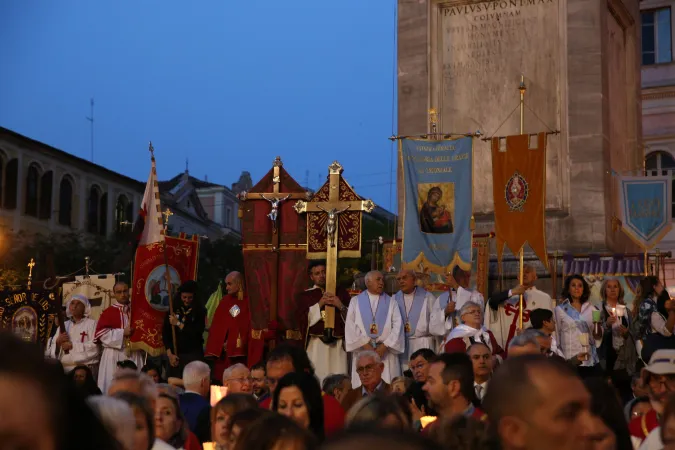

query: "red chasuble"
xmin=296 ymin=287 xmax=351 ymax=344
xmin=205 ymin=294 xmax=252 ymax=371
xmin=629 ymin=409 xmax=659 ymax=442
xmin=261 ymin=392 xmax=345 ymax=436
xmin=444 ymin=330 xmax=505 ymax=359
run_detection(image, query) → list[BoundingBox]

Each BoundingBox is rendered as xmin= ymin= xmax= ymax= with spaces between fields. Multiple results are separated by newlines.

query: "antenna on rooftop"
xmin=85 ymin=98 xmax=94 ymax=162
xmin=304 ymin=170 xmax=309 ymax=189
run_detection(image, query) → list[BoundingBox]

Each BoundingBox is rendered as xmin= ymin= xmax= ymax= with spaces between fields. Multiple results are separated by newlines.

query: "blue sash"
xmin=438 ymin=290 xmax=453 ymax=309
xmin=357 ymin=291 xmax=390 ymax=339
xmin=395 ymin=288 xmax=427 ymax=338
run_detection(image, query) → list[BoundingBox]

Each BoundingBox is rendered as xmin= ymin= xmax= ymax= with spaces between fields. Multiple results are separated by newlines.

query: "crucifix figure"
xmin=162 ymin=208 xmax=173 ymax=230
xmin=316 ymin=205 xmax=351 ymax=247
xmin=261 ymin=193 xmax=291 ymax=231
xmin=27 ymin=258 xmax=36 ymax=290
xmin=294 ymin=161 xmax=375 ymax=339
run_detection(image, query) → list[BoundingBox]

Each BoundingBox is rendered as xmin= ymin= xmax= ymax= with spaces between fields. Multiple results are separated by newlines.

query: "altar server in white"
xmin=345 ymin=270 xmax=404 ymax=387
xmin=95 ymin=281 xmax=145 ymax=393
xmin=393 ymin=269 xmax=440 ymax=371
xmin=430 ymin=266 xmax=485 ymax=345
xmin=45 ymin=294 xmax=100 ymax=374
xmin=484 ymin=264 xmax=555 ymax=350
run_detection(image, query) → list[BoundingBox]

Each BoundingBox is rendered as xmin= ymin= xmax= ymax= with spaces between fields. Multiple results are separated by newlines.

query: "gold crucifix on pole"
xmin=27 ymin=258 xmax=35 ymax=290
xmin=517 ymin=75 xmax=526 ymax=330
xmin=294 ymin=161 xmax=375 ymax=339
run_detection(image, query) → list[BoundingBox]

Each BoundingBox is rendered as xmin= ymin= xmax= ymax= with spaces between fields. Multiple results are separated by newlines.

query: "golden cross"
xmin=27 ymin=258 xmax=35 ymax=278
xmin=162 ymin=208 xmax=173 ymax=230
xmin=293 ymin=161 xmax=375 ymax=329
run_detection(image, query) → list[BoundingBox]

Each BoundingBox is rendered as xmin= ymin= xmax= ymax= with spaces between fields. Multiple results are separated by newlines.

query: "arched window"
xmin=115 ymin=194 xmax=130 ymax=234
xmin=87 ymin=186 xmax=101 ymax=234
xmin=4 ymin=159 xmax=17 ymax=210
xmin=25 ymin=164 xmax=40 ymax=217
xmin=645 ymin=151 xmax=675 ymax=218
xmin=39 ymin=171 xmax=53 ymax=220
xmin=99 ymin=193 xmax=108 ymax=236
xmin=59 ymin=177 xmax=73 ymax=227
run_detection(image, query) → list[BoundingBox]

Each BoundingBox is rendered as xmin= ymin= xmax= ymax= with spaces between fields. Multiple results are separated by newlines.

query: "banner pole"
xmin=518 ymin=75 xmax=526 ymax=330
xmin=644 ymin=249 xmax=649 ymax=276
xmin=162 ymin=209 xmax=179 ymax=358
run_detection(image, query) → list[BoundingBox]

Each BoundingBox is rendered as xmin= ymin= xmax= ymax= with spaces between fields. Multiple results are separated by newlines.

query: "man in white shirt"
xmin=393 ymin=269 xmax=441 ymax=371
xmin=345 ymin=271 xmax=404 ymax=387
xmin=45 ymin=294 xmax=100 ymax=375
xmin=467 ymin=342 xmax=493 ymax=402
xmin=431 ymin=266 xmax=484 ymax=346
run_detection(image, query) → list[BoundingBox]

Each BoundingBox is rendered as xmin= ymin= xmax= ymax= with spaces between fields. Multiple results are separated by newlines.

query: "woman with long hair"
xmin=210 ymin=393 xmax=259 ymax=450
xmin=155 ymin=393 xmax=188 ymax=449
xmin=598 ymin=279 xmax=638 ymax=403
xmin=555 ymin=275 xmax=603 ymax=378
xmin=632 ymin=276 xmax=675 ymax=362
xmin=113 ymin=391 xmax=156 ymax=450
xmin=69 ymin=364 xmax=102 ymax=397
xmin=272 ymin=372 xmax=325 ymax=442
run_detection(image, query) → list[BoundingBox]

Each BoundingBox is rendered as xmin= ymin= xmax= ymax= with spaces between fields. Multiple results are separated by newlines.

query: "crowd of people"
xmin=12 ymin=262 xmax=675 ymax=449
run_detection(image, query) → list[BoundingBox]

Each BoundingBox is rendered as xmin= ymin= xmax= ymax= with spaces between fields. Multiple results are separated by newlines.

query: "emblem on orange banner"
xmin=505 ymin=171 xmax=529 ymax=212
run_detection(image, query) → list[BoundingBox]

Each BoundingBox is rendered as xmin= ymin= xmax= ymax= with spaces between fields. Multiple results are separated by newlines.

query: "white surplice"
xmin=483 ymin=286 xmax=554 ymax=350
xmin=95 ymin=304 xmax=145 ymax=394
xmin=430 ymin=287 xmax=485 ymax=351
xmin=45 ymin=317 xmax=100 ymax=372
xmin=395 ymin=288 xmax=440 ymax=371
xmin=306 ymin=287 xmax=348 ymax=385
xmin=345 ymin=291 xmax=404 ymax=388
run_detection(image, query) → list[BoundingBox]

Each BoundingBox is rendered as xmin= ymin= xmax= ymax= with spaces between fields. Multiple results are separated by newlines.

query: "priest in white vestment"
xmin=45 ymin=294 xmax=100 ymax=374
xmin=296 ymin=261 xmax=350 ymax=385
xmin=484 ymin=264 xmax=555 ymax=350
xmin=95 ymin=281 xmax=145 ymax=393
xmin=345 ymin=270 xmax=404 ymax=388
xmin=430 ymin=266 xmax=485 ymax=350
xmin=393 ymin=269 xmax=440 ymax=371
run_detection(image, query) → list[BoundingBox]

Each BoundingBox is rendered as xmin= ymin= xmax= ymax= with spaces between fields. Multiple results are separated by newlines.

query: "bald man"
xmin=205 ymin=271 xmax=252 ymax=381
xmin=394 ymin=269 xmax=440 ymax=371
xmin=345 ymin=271 xmax=404 ymax=387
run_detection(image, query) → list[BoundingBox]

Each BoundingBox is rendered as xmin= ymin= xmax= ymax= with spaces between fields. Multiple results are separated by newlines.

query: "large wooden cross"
xmin=238 ymin=156 xmax=308 ymax=325
xmin=293 ymin=161 xmax=375 ymax=332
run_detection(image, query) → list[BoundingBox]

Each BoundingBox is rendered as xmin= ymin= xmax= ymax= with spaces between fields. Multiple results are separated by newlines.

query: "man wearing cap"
xmin=45 ymin=294 xmax=100 ymax=375
xmin=629 ymin=349 xmax=675 ymax=448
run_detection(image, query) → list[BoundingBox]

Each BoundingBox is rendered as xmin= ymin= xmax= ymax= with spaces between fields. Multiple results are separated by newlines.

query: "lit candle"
xmin=611 ymin=307 xmax=616 ymax=316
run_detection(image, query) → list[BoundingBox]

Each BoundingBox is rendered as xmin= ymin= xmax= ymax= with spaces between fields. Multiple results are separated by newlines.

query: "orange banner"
xmin=491 ymin=132 xmax=548 ymax=267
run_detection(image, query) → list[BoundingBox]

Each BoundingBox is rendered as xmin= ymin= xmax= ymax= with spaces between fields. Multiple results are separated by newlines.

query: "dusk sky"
xmin=0 ymin=1 xmax=399 ymax=212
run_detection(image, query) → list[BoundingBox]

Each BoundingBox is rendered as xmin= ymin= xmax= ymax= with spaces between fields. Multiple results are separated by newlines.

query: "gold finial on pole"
xmin=162 ymin=208 xmax=173 ymax=230
xmin=429 ymin=108 xmax=438 ymax=134
xmin=27 ymin=258 xmax=35 ymax=290
xmin=149 ymin=141 xmax=155 ymax=160
xmin=518 ymin=75 xmax=526 ymax=136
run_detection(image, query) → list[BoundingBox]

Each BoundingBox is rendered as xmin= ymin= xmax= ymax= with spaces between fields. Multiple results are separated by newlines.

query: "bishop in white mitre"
xmin=95 ymin=281 xmax=144 ymax=393
xmin=430 ymin=266 xmax=485 ymax=350
xmin=393 ymin=269 xmax=441 ymax=371
xmin=345 ymin=270 xmax=404 ymax=387
xmin=45 ymin=294 xmax=100 ymax=374
xmin=484 ymin=264 xmax=555 ymax=349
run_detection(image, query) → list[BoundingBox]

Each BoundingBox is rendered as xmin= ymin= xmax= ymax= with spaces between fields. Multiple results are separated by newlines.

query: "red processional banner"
xmin=129 ymin=234 xmax=200 ymax=356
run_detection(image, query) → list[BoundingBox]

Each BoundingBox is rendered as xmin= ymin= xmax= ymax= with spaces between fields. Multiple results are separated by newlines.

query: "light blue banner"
xmin=619 ymin=176 xmax=672 ymax=249
xmin=400 ymin=137 xmax=473 ymax=272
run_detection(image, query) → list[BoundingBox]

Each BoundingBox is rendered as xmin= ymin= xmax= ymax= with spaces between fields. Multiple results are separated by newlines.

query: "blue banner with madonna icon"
xmin=618 ymin=176 xmax=672 ymax=249
xmin=400 ymin=137 xmax=473 ymax=273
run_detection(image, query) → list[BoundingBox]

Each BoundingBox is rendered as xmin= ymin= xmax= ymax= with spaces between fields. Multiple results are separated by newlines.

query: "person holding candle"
xmin=554 ymin=275 xmax=603 ymax=378
xmin=598 ymin=278 xmax=638 ymax=404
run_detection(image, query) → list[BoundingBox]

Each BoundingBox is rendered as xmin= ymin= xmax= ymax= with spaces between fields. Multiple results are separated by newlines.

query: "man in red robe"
xmin=205 ymin=271 xmax=252 ymax=383
xmin=259 ymin=343 xmax=345 ymax=437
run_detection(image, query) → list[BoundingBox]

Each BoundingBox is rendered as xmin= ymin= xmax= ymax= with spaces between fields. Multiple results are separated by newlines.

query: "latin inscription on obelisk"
xmin=432 ymin=0 xmax=563 ymax=213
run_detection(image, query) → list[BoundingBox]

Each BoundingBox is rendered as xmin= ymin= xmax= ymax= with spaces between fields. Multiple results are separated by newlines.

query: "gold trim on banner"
xmin=399 ymin=136 xmax=474 ymax=273
xmin=620 ymin=223 xmax=673 ymax=251
xmin=285 ymin=329 xmax=303 ymax=340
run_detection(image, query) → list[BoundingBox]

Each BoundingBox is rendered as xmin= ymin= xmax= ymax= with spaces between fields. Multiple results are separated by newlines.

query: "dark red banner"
xmin=129 ymin=235 xmax=199 ymax=356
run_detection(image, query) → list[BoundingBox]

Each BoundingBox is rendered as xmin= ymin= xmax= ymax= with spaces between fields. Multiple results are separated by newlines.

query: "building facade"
xmin=641 ymin=0 xmax=675 ymax=283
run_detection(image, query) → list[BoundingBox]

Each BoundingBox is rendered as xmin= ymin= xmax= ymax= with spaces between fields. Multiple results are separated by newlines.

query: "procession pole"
xmin=162 ymin=208 xmax=179 ymax=357
xmin=518 ymin=75 xmax=526 ymax=330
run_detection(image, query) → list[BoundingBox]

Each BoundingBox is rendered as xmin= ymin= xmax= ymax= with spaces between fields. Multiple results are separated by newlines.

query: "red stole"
xmin=205 ymin=294 xmax=251 ymax=360
xmin=94 ymin=304 xmax=128 ymax=342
